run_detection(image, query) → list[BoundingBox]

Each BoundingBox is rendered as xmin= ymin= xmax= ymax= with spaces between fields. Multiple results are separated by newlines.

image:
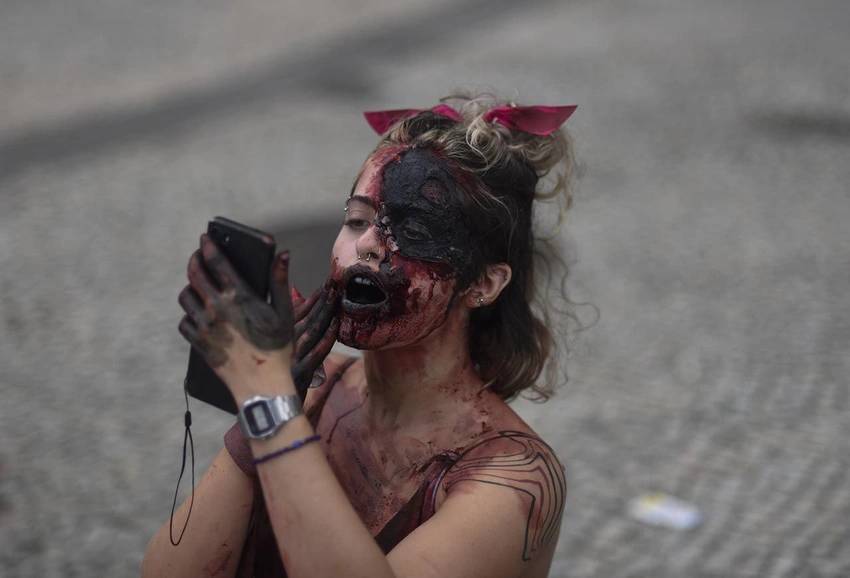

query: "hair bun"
xmin=454 ymin=94 xmax=574 ymax=206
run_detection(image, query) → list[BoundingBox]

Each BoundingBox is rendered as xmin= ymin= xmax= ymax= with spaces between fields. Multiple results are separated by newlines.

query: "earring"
xmin=477 ymin=296 xmax=484 ymax=306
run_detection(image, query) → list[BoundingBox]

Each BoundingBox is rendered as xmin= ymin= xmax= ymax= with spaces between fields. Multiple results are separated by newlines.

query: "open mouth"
xmin=342 ymin=269 xmax=388 ymax=313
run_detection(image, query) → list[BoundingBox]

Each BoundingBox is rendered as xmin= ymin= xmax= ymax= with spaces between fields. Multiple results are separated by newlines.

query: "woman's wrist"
xmin=248 ymin=413 xmax=314 ymax=457
xmin=232 ymin=380 xmax=297 ymax=407
xmin=228 ymin=352 xmax=297 ymax=406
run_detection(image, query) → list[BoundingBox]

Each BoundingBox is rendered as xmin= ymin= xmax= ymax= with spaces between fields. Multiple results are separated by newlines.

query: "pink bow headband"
xmin=363 ymin=103 xmax=577 ymax=137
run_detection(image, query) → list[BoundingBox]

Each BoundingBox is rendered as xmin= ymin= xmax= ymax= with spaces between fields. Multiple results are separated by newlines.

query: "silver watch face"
xmin=243 ymin=399 xmax=274 ymax=436
xmin=239 ymin=395 xmax=303 ymax=439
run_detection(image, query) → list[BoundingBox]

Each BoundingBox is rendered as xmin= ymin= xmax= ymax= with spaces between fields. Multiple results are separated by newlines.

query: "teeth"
xmin=353 ymin=276 xmax=375 ymax=287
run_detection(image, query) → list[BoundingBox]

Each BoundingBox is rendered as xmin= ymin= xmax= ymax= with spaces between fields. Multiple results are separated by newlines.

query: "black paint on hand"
xmin=178 ymin=237 xmax=296 ymax=368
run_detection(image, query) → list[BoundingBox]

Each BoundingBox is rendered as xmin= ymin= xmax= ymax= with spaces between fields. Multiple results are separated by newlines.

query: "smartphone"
xmin=184 ymin=217 xmax=277 ymax=414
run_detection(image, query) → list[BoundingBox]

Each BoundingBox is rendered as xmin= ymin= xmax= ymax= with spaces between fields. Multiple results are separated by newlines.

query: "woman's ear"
xmin=464 ymin=263 xmax=512 ymax=309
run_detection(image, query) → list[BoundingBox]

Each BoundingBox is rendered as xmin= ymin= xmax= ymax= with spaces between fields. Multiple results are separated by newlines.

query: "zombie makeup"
xmin=334 ymin=257 xmax=457 ymax=348
xmin=330 ymin=146 xmax=479 ymax=350
xmin=377 ymin=148 xmax=477 ymax=274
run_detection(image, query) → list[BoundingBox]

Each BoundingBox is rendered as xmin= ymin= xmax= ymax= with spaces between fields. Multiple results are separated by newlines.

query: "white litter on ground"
xmin=628 ymin=493 xmax=703 ymax=530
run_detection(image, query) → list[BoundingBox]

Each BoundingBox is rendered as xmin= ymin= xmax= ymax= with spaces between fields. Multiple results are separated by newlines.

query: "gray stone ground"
xmin=1 ymin=0 xmax=849 ymax=576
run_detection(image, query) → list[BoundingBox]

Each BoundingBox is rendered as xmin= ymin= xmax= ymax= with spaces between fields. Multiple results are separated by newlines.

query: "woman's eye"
xmin=344 ymin=219 xmax=370 ymax=230
xmin=402 ymin=222 xmax=431 ymax=241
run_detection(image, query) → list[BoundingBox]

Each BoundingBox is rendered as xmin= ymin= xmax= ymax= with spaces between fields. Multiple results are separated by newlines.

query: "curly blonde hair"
xmin=371 ymin=92 xmax=577 ymax=400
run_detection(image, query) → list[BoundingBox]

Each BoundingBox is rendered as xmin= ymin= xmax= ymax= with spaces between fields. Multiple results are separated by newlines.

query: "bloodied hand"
xmin=290 ymin=284 xmax=340 ymax=400
xmin=178 ymin=234 xmax=338 ymax=393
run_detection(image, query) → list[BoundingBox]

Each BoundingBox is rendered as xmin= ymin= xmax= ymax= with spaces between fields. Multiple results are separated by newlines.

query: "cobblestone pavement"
xmin=1 ymin=0 xmax=849 ymax=576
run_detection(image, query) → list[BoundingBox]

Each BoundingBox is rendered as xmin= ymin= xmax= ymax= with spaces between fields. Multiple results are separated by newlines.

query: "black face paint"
xmin=377 ymin=148 xmax=476 ymax=276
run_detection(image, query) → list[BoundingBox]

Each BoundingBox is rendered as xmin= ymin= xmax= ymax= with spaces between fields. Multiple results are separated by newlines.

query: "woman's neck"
xmin=361 ymin=307 xmax=484 ymax=433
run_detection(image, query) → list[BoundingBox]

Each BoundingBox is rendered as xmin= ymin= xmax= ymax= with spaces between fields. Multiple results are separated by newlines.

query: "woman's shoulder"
xmin=438 ymin=427 xmax=566 ymax=562
xmin=449 ymin=427 xmax=565 ymax=480
xmin=459 ymin=394 xmax=563 ymax=466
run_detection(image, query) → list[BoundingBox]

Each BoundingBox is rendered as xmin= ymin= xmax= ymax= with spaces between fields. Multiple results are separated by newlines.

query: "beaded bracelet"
xmin=253 ymin=434 xmax=322 ymax=465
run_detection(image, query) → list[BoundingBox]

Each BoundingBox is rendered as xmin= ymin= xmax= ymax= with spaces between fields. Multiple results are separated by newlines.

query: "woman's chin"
xmin=337 ymin=315 xmax=387 ymax=350
xmin=337 ymin=310 xmax=451 ymax=352
xmin=336 ymin=313 xmax=424 ymax=351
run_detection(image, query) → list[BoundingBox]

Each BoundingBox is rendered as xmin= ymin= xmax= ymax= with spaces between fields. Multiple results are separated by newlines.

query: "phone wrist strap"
xmin=169 ymin=386 xmax=195 ymax=546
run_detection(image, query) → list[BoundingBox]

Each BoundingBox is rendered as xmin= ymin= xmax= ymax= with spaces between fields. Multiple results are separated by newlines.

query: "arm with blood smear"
xmin=290 ymin=284 xmax=340 ymax=400
xmin=176 ymin=238 xmax=393 ymax=578
xmin=142 ymin=238 xmax=339 ymax=578
xmin=224 ymin=282 xmax=340 ymax=479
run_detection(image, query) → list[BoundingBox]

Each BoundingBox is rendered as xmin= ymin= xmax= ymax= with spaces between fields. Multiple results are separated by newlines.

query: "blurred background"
xmin=1 ymin=0 xmax=849 ymax=576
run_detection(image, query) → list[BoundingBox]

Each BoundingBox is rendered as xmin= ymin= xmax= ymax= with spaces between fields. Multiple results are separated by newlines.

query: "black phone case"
xmin=184 ymin=217 xmax=276 ymax=414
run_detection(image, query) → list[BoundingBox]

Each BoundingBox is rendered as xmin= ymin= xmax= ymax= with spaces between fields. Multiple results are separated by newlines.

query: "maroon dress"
xmin=224 ymin=358 xmax=554 ymax=577
xmin=232 ymin=444 xmax=460 ymax=577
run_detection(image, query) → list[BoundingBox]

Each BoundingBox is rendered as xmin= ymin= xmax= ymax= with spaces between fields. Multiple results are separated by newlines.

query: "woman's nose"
xmin=354 ymin=223 xmax=386 ymax=264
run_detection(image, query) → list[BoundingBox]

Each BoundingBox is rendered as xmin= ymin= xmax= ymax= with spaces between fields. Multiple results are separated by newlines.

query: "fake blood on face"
xmin=329 ymin=145 xmax=472 ymax=350
xmin=331 ymin=254 xmax=456 ymax=349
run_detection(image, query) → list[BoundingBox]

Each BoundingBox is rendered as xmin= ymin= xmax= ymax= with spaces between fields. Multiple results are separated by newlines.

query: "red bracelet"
xmin=253 ymin=434 xmax=322 ymax=465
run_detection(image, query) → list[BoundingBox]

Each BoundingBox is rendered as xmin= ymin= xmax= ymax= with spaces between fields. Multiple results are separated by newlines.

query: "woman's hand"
xmin=290 ymin=284 xmax=340 ymax=400
xmin=178 ymin=234 xmax=298 ymax=401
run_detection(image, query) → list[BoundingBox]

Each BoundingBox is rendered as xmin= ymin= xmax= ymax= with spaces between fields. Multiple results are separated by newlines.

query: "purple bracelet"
xmin=253 ymin=434 xmax=322 ymax=465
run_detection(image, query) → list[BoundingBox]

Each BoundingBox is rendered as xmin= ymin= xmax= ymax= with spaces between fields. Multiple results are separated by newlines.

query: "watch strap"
xmin=224 ymin=421 xmax=257 ymax=479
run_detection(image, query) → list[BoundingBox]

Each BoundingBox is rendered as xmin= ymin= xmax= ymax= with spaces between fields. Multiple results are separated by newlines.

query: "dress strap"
xmin=419 ymin=451 xmax=461 ymax=524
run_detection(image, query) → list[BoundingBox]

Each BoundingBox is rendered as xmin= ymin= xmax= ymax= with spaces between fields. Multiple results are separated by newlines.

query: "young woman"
xmin=142 ymin=94 xmax=576 ymax=578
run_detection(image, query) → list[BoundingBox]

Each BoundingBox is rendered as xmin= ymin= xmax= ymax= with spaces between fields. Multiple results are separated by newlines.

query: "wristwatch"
xmin=237 ymin=394 xmax=303 ymax=440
